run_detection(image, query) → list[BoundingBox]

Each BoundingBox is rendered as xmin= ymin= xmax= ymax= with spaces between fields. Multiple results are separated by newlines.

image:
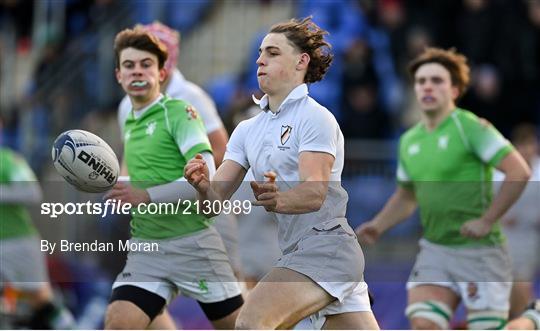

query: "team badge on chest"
xmin=281 ymin=125 xmax=292 ymax=145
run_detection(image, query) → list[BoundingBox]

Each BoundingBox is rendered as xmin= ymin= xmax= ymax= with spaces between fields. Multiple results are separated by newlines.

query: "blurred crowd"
xmin=1 ymin=0 xmax=539 ymax=175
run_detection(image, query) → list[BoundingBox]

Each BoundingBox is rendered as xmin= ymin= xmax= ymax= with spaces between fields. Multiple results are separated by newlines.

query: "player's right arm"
xmin=356 ymin=186 xmax=417 ymax=245
xmin=184 ymin=157 xmax=246 ymax=217
xmin=185 ymin=118 xmax=250 ymax=217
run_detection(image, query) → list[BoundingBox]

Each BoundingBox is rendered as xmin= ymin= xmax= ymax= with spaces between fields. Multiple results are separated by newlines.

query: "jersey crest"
xmin=281 ymin=125 xmax=292 ymax=145
xmin=408 ymin=143 xmax=420 ymax=155
xmin=146 ymin=121 xmax=157 ymax=136
xmin=438 ymin=135 xmax=449 ymax=150
xmin=186 ymin=105 xmax=198 ymax=120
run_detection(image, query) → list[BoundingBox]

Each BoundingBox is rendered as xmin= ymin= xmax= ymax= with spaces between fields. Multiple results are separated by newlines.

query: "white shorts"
xmin=309 ymin=282 xmax=372 ymax=329
xmin=275 ymin=218 xmax=372 ymax=328
xmin=112 ymin=227 xmax=242 ymax=303
xmin=0 ymin=235 xmax=49 ymax=290
xmin=407 ymin=239 xmax=512 ymax=311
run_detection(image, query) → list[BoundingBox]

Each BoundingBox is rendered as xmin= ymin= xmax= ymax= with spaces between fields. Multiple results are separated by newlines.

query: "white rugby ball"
xmin=52 ymin=130 xmax=119 ymax=193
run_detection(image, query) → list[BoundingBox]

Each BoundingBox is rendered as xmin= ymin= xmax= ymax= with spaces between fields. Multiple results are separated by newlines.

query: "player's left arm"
xmin=462 ymin=150 xmax=531 ymax=238
xmin=485 ymin=150 xmax=531 ymax=221
xmin=252 ymin=151 xmax=332 ymax=214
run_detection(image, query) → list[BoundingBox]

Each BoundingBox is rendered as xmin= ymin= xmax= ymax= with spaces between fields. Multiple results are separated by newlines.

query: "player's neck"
xmin=268 ymin=82 xmax=301 ymax=113
xmin=423 ymin=104 xmax=455 ymax=131
xmin=131 ymin=91 xmax=161 ymax=110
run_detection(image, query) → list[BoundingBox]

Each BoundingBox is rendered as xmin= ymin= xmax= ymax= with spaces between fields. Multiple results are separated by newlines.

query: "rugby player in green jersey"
xmin=0 ymin=129 xmax=75 ymax=329
xmin=103 ymin=28 xmax=243 ymax=329
xmin=356 ymin=47 xmax=531 ymax=330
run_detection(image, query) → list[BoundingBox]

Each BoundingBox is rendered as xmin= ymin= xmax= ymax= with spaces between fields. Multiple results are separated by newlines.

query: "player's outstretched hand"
xmin=250 ymin=171 xmax=279 ymax=212
xmin=460 ymin=218 xmax=492 ymax=238
xmin=184 ymin=154 xmax=210 ymax=194
xmin=104 ymin=182 xmax=150 ymax=206
xmin=355 ymin=221 xmax=381 ymax=245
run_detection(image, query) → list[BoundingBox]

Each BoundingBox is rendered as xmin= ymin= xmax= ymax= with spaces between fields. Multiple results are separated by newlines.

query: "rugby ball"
xmin=52 ymin=130 xmax=119 ymax=193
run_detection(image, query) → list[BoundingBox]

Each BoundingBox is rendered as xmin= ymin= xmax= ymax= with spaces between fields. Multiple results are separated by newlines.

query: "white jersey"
xmin=224 ymin=84 xmax=349 ymax=253
xmin=118 ymin=69 xmax=224 ymax=135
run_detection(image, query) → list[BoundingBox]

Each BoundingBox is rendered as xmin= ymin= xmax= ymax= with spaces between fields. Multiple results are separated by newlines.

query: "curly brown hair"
xmin=408 ymin=47 xmax=470 ymax=98
xmin=114 ymin=27 xmax=168 ymax=69
xmin=270 ymin=17 xmax=333 ymax=83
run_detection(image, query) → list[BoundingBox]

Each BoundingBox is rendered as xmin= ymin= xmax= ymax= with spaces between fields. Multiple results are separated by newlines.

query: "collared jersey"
xmin=224 ymin=84 xmax=349 ymax=253
xmin=118 ymin=69 xmax=224 ymax=136
xmin=397 ymin=108 xmax=513 ymax=246
xmin=123 ymin=95 xmax=212 ymax=239
xmin=0 ymin=148 xmax=38 ymax=239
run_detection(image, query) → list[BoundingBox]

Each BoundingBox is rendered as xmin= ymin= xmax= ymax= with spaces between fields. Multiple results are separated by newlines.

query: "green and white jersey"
xmin=397 ymin=108 xmax=513 ymax=247
xmin=0 ymin=148 xmax=38 ymax=239
xmin=123 ymin=94 xmax=212 ymax=239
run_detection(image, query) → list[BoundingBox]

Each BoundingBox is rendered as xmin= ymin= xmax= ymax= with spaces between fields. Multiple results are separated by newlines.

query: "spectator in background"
xmin=455 ymin=0 xmax=501 ymax=65
xmin=494 ymin=0 xmax=540 ymax=129
xmin=460 ymin=65 xmax=506 ymax=134
xmin=341 ymin=38 xmax=390 ymax=139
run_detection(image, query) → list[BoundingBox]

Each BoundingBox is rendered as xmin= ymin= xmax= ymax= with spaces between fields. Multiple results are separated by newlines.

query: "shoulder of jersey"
xmin=160 ymin=97 xmax=190 ymax=112
xmin=453 ymin=108 xmax=478 ymax=124
xmin=236 ymin=112 xmax=263 ymax=130
xmin=301 ymin=97 xmax=338 ymax=124
xmin=401 ymin=122 xmax=424 ymax=142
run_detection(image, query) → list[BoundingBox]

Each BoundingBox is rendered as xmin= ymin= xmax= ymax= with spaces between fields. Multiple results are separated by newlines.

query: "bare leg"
xmin=148 ymin=310 xmax=176 ymax=330
xmin=105 ymin=300 xmax=151 ymax=329
xmin=509 ymin=282 xmax=533 ymax=319
xmin=235 ymin=267 xmax=336 ymax=330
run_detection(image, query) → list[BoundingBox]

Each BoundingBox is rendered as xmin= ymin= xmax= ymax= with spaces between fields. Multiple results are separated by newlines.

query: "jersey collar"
xmin=252 ymin=83 xmax=308 ymax=113
xmin=132 ymin=93 xmax=165 ymax=119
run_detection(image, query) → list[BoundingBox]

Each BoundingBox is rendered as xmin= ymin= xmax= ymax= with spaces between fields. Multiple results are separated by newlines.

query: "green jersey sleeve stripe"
xmin=184 ymin=143 xmax=212 ymax=163
xmin=488 ymin=145 xmax=513 ymax=167
xmin=482 ymin=138 xmax=511 ymax=164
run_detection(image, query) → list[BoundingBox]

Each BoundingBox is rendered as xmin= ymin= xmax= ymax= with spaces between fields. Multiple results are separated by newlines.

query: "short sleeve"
xmin=298 ymin=109 xmax=338 ymax=157
xmin=397 ymin=139 xmax=413 ymax=188
xmin=10 ymin=153 xmax=38 ymax=182
xmin=117 ymin=96 xmax=131 ymax=139
xmin=463 ymin=115 xmax=513 ymax=167
xmin=166 ymin=101 xmax=212 ymax=161
xmin=224 ymin=120 xmax=249 ymax=170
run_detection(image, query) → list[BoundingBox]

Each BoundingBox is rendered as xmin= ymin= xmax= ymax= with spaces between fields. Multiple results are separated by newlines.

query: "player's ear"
xmin=296 ymin=53 xmax=310 ymax=71
xmin=115 ymin=68 xmax=121 ymax=84
xmin=451 ymin=85 xmax=459 ymax=100
xmin=159 ymin=67 xmax=167 ymax=83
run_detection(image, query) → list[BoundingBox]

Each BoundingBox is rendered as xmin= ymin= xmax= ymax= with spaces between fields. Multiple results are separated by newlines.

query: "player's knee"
xmin=406 ymin=301 xmax=452 ymax=330
xmin=467 ymin=310 xmax=508 ymax=330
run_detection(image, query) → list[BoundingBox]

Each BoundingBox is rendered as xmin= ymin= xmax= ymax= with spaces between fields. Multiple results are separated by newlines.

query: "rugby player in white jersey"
xmin=185 ymin=17 xmax=379 ymax=329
